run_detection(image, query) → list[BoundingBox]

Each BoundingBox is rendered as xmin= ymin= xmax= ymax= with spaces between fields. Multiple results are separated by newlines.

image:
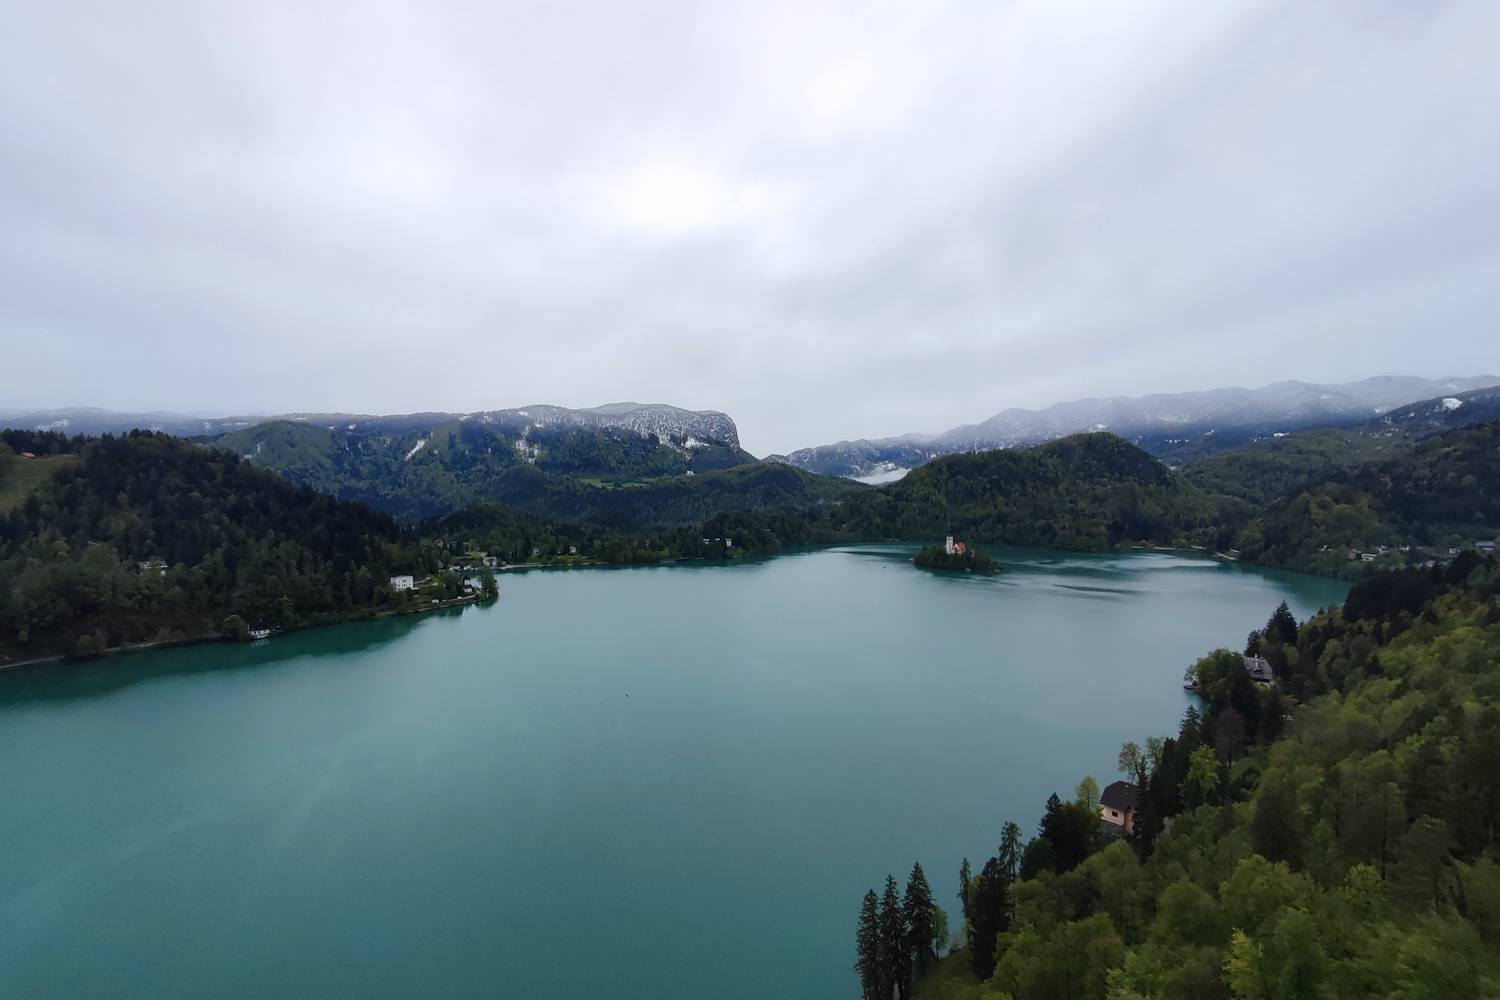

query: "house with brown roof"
xmin=1099 ymin=780 xmax=1139 ymax=833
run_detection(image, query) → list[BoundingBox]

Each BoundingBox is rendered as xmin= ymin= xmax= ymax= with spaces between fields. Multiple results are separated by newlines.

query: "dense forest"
xmin=0 ymin=432 xmax=456 ymax=663
xmin=210 ymin=418 xmax=777 ymax=522
xmin=822 ymin=434 xmax=1235 ymax=552
xmin=1224 ymin=422 xmax=1500 ymax=577
xmin=867 ymin=556 xmax=1500 ymax=999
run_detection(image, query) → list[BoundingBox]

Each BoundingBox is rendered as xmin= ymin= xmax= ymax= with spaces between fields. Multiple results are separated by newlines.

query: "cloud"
xmin=1 ymin=0 xmax=1497 ymax=454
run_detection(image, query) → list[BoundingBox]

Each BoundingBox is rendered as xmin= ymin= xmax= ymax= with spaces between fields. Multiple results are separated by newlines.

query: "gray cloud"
xmin=2 ymin=0 xmax=1497 ymax=454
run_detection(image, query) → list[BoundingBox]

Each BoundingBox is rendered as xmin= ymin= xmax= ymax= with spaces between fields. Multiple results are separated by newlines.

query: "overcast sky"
xmin=3 ymin=0 xmax=1498 ymax=454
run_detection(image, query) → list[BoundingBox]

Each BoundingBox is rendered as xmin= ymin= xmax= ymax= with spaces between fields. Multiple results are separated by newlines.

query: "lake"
xmin=0 ymin=545 xmax=1347 ymax=998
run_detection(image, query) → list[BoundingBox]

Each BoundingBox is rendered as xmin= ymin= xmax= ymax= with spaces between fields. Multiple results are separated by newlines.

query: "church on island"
xmin=943 ymin=535 xmax=967 ymax=556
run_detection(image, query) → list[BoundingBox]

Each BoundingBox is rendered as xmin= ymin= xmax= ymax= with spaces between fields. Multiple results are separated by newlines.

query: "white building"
xmin=390 ymin=575 xmax=415 ymax=591
xmin=944 ymin=535 xmax=955 ymax=555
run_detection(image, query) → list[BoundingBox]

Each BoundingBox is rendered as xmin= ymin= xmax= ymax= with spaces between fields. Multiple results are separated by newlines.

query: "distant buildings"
xmin=389 ymin=575 xmax=415 ymax=592
xmin=944 ymin=536 xmax=967 ymax=556
xmin=1099 ymin=781 xmax=1139 ymax=833
xmin=136 ymin=558 xmax=167 ymax=577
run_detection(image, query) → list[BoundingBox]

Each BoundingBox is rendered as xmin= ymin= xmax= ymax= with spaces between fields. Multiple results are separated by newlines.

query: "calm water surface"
xmin=0 ymin=545 xmax=1347 ymax=998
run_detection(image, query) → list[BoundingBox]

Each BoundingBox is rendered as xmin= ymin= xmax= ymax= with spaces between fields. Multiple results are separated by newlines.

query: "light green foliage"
xmin=990 ymin=913 xmax=1123 ymax=1000
xmin=1181 ymin=746 xmax=1222 ymax=809
xmin=1077 ymin=775 xmax=1101 ymax=813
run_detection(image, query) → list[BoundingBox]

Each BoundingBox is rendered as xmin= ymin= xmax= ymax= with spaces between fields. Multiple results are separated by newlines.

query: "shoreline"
xmin=0 ymin=591 xmax=496 ymax=676
xmin=1 ymin=541 xmax=1350 ymax=676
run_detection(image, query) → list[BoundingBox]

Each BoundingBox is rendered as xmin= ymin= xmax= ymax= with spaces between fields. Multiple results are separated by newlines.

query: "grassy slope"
xmin=0 ymin=453 xmax=75 ymax=513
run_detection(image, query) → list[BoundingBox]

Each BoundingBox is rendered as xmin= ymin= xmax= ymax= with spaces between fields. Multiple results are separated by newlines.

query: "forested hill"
xmin=0 ymin=432 xmax=446 ymax=663
xmin=808 ymin=433 xmax=1238 ymax=552
xmin=1223 ymin=420 xmax=1500 ymax=577
xmin=209 ymin=416 xmax=765 ymax=522
xmin=873 ymin=557 xmax=1500 ymax=1000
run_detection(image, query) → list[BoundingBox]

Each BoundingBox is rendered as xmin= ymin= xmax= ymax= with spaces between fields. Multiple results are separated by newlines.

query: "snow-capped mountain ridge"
xmin=773 ymin=375 xmax=1500 ymax=479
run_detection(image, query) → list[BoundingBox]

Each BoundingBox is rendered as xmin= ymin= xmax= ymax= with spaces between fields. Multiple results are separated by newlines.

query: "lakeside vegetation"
xmin=865 ymin=556 xmax=1500 ymax=999
xmin=0 ymin=432 xmax=464 ymax=664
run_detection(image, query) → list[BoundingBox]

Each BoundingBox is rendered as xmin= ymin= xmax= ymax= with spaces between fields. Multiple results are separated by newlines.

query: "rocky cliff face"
xmin=482 ymin=403 xmax=741 ymax=451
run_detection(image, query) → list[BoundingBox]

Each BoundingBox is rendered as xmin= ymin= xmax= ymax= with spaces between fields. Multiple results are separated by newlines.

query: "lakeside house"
xmin=389 ymin=575 xmax=415 ymax=592
xmin=481 ymin=555 xmax=499 ymax=569
xmin=1099 ymin=781 xmax=1139 ymax=833
xmin=1243 ymin=654 xmax=1275 ymax=687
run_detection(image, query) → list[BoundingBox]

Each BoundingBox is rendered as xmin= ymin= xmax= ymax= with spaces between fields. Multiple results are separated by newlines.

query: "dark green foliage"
xmin=211 ymin=418 xmax=799 ymax=525
xmin=1183 ymin=428 xmax=1410 ymax=507
xmin=957 ymin=858 xmax=972 ymax=926
xmin=855 ymin=890 xmax=881 ymax=1000
xmin=882 ymin=874 xmax=912 ymax=999
xmin=1230 ymin=421 xmax=1500 ymax=577
xmin=1037 ymin=792 xmax=1101 ymax=874
xmin=965 ymin=858 xmax=1011 ymax=980
xmin=0 ymin=429 xmax=79 ymax=456
xmin=0 ymin=432 xmax=438 ymax=662
xmin=912 ymin=544 xmax=1000 ymax=573
xmin=904 ymin=863 xmax=937 ymax=976
xmin=822 ymin=433 xmax=1233 ymax=552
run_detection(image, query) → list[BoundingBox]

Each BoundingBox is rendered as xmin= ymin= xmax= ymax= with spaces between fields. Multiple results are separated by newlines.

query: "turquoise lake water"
xmin=0 ymin=545 xmax=1348 ymax=998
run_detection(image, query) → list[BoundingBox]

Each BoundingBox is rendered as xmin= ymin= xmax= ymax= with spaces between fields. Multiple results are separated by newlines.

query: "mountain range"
xmin=0 ymin=401 xmax=741 ymax=449
xmin=767 ymin=375 xmax=1500 ymax=480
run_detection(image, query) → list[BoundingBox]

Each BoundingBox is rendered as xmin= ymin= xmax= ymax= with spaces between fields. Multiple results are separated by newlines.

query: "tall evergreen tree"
xmin=958 ymin=856 xmax=974 ymax=960
xmin=1266 ymin=600 xmax=1299 ymax=646
xmin=880 ymin=874 xmax=911 ymax=1000
xmin=902 ymin=862 xmax=936 ymax=976
xmin=854 ymin=890 xmax=881 ymax=1000
xmin=967 ymin=857 xmax=1010 ymax=980
xmin=996 ymin=832 xmax=1022 ymax=881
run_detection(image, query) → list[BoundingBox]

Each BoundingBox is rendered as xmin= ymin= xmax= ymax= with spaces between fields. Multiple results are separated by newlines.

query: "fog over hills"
xmin=768 ymin=375 xmax=1500 ymax=481
xmin=0 ymin=402 xmax=740 ymax=451
xmin=8 ymin=378 xmax=1500 ymax=486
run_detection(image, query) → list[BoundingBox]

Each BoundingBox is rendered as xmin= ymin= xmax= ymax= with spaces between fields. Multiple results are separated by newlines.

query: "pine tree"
xmin=967 ymin=857 xmax=1010 ymax=980
xmin=1267 ymin=600 xmax=1299 ymax=646
xmin=957 ymin=857 xmax=973 ymax=958
xmin=854 ymin=890 xmax=881 ymax=1000
xmin=902 ymin=862 xmax=936 ymax=976
xmin=880 ymin=874 xmax=911 ymax=999
xmin=997 ymin=822 xmax=1023 ymax=884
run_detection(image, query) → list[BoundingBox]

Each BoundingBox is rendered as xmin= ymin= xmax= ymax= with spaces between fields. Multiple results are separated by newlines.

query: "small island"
xmin=913 ymin=536 xmax=1001 ymax=573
